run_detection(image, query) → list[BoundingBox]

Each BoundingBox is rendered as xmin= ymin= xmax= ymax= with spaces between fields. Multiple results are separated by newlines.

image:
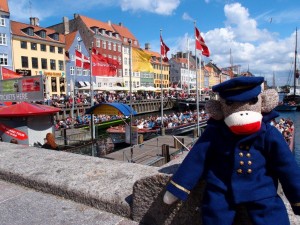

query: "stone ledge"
xmin=0 ymin=143 xmax=159 ymax=219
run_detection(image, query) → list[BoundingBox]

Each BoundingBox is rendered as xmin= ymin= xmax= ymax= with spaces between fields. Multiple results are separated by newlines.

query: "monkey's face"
xmin=220 ymin=96 xmax=262 ymax=135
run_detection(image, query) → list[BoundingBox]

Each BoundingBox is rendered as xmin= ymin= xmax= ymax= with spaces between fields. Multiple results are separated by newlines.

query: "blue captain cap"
xmin=212 ymin=76 xmax=264 ymax=102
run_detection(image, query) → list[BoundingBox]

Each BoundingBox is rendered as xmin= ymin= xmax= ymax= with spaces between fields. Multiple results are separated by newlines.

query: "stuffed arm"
xmin=163 ymin=128 xmax=213 ymax=204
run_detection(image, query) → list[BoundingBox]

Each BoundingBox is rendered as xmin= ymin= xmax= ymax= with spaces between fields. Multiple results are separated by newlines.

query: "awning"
xmin=78 ymin=81 xmax=86 ymax=87
xmin=85 ymin=103 xmax=137 ymax=116
xmin=84 ymin=81 xmax=91 ymax=86
xmin=0 ymin=102 xmax=61 ymax=117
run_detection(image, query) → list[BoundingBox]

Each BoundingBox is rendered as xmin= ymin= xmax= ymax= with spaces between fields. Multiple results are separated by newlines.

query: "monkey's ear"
xmin=261 ymin=89 xmax=279 ymax=113
xmin=205 ymin=100 xmax=224 ymax=120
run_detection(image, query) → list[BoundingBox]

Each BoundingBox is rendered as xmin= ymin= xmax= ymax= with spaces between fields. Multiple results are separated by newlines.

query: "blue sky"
xmin=8 ymin=0 xmax=300 ymax=86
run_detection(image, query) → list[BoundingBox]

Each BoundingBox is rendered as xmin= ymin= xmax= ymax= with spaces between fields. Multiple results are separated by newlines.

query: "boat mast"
xmin=294 ymin=28 xmax=297 ymax=95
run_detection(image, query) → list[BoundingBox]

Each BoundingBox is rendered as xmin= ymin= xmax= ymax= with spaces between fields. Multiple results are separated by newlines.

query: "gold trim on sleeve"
xmin=292 ymin=202 xmax=300 ymax=207
xmin=170 ymin=180 xmax=190 ymax=194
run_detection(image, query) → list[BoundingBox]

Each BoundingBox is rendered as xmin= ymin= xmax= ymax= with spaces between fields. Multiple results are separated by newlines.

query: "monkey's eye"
xmin=225 ymin=100 xmax=234 ymax=106
xmin=249 ymin=97 xmax=258 ymax=105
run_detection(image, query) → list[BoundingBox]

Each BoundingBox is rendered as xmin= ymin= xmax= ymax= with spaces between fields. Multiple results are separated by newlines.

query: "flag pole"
xmin=128 ymin=39 xmax=134 ymax=161
xmin=187 ymin=36 xmax=190 ymax=95
xmin=160 ymin=29 xmax=165 ymax=135
xmin=194 ymin=21 xmax=200 ymax=137
xmin=89 ymin=43 xmax=95 ymax=156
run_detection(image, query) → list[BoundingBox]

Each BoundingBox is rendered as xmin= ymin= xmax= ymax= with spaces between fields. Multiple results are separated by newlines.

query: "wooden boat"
xmin=107 ymin=119 xmax=208 ymax=144
xmin=74 ymin=118 xmax=129 ymax=131
xmin=107 ymin=125 xmax=159 ymax=144
xmin=275 ymin=104 xmax=297 ymax=111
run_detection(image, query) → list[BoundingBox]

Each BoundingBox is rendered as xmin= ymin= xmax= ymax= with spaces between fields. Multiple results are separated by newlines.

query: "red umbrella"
xmin=1 ymin=67 xmax=23 ymax=79
xmin=0 ymin=102 xmax=60 ymax=117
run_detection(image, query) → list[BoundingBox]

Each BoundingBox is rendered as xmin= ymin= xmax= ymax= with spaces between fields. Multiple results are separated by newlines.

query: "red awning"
xmin=2 ymin=67 xmax=23 ymax=79
xmin=0 ymin=102 xmax=61 ymax=117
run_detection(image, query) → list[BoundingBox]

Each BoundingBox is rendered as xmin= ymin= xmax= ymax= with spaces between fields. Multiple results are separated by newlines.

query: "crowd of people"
xmin=272 ymin=117 xmax=294 ymax=145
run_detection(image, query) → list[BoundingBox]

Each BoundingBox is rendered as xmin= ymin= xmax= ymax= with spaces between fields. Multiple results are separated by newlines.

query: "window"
xmin=41 ymin=58 xmax=47 ymax=69
xmin=50 ymin=46 xmax=55 ymax=53
xmin=51 ymin=33 xmax=59 ymax=41
xmin=125 ymin=68 xmax=128 ymax=76
xmin=51 ymin=77 xmax=57 ymax=92
xmin=40 ymin=44 xmax=46 ymax=51
xmin=0 ymin=33 xmax=7 ymax=45
xmin=77 ymin=44 xmax=81 ymax=51
xmin=58 ymin=60 xmax=64 ymax=70
xmin=21 ymin=41 xmax=27 ymax=49
xmin=0 ymin=53 xmax=8 ymax=65
xmin=102 ymin=41 xmax=106 ymax=49
xmin=21 ymin=56 xmax=28 ymax=68
xmin=31 ymin=42 xmax=37 ymax=50
xmin=40 ymin=30 xmax=46 ymax=38
xmin=70 ymin=66 xmax=75 ymax=75
xmin=27 ymin=28 xmax=34 ymax=36
xmin=0 ymin=18 xmax=5 ymax=26
xmin=58 ymin=47 xmax=63 ymax=54
xmin=124 ymin=58 xmax=128 ymax=65
xmin=50 ymin=59 xmax=56 ymax=70
xmin=59 ymin=77 xmax=65 ymax=92
xmin=118 ymin=44 xmax=121 ymax=52
xmin=32 ymin=57 xmax=38 ymax=68
xmin=108 ymin=42 xmax=111 ymax=50
xmin=96 ymin=39 xmax=100 ymax=47
xmin=113 ymin=43 xmax=116 ymax=51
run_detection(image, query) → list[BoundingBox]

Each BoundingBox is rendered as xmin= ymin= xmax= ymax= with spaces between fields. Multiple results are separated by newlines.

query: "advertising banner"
xmin=0 ymin=75 xmax=44 ymax=102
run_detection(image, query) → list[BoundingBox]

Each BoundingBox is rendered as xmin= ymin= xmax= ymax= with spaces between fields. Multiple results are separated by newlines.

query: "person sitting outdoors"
xmin=42 ymin=133 xmax=59 ymax=150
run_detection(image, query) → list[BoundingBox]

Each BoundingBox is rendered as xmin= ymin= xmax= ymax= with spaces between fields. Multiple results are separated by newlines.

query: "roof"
xmin=144 ymin=49 xmax=169 ymax=65
xmin=0 ymin=102 xmax=60 ymax=117
xmin=80 ymin=15 xmax=114 ymax=32
xmin=0 ymin=0 xmax=9 ymax=13
xmin=111 ymin=23 xmax=137 ymax=44
xmin=86 ymin=103 xmax=137 ymax=116
xmin=65 ymin=30 xmax=77 ymax=51
xmin=10 ymin=21 xmax=65 ymax=44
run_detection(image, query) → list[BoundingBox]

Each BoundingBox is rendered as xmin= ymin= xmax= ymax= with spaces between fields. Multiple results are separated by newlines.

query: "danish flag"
xmin=160 ymin=35 xmax=170 ymax=62
xmin=195 ymin=27 xmax=210 ymax=57
xmin=75 ymin=50 xmax=90 ymax=69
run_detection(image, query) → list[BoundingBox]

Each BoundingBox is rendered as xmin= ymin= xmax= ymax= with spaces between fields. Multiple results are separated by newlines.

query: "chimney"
xmin=63 ymin=17 xmax=69 ymax=34
xmin=145 ymin=43 xmax=151 ymax=50
xmin=107 ymin=20 xmax=111 ymax=26
xmin=29 ymin=17 xmax=39 ymax=26
xmin=118 ymin=22 xmax=123 ymax=27
xmin=74 ymin=13 xmax=79 ymax=19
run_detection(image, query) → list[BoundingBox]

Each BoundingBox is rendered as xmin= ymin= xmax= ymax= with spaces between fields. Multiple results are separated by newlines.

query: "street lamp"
xmin=128 ymin=39 xmax=133 ymax=161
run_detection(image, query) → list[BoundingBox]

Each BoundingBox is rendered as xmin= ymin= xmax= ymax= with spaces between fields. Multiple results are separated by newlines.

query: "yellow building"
xmin=11 ymin=18 xmax=66 ymax=98
xmin=145 ymin=49 xmax=170 ymax=89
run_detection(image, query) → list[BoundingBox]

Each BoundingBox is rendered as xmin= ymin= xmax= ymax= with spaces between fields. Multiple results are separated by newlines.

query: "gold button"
xmin=240 ymin=161 xmax=245 ymax=166
xmin=248 ymin=161 xmax=252 ymax=166
xmin=246 ymin=153 xmax=251 ymax=158
xmin=237 ymin=169 xmax=243 ymax=174
xmin=245 ymin=146 xmax=250 ymax=150
xmin=239 ymin=152 xmax=244 ymax=157
xmin=247 ymin=169 xmax=252 ymax=174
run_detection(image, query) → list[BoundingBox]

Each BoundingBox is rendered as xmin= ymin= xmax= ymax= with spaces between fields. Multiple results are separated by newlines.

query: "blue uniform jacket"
xmin=167 ymin=111 xmax=300 ymax=214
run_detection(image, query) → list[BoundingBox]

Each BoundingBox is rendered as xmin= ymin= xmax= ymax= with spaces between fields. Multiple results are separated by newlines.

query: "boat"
xmin=74 ymin=117 xmax=128 ymax=131
xmin=282 ymin=28 xmax=300 ymax=108
xmin=107 ymin=125 xmax=159 ymax=144
xmin=107 ymin=119 xmax=208 ymax=144
xmin=275 ymin=103 xmax=298 ymax=111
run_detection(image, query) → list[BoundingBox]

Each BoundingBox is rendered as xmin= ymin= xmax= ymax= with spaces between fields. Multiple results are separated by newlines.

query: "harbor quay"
xmin=1 ymin=135 xmax=300 ymax=224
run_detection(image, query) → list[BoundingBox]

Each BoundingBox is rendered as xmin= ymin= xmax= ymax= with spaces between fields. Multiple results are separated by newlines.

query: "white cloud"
xmin=182 ymin=12 xmax=194 ymax=22
xmin=120 ymin=0 xmax=180 ymax=15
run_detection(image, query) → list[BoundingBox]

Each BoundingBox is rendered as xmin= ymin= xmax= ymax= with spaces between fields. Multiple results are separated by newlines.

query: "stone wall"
xmin=0 ymin=143 xmax=299 ymax=225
